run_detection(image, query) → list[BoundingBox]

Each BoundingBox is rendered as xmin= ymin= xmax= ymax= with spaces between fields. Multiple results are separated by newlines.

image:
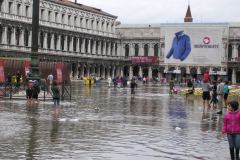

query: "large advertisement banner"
xmin=163 ymin=25 xmax=228 ymax=65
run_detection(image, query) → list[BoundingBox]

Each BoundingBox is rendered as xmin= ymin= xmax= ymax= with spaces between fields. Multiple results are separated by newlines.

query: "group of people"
xmin=202 ymin=79 xmax=229 ymax=114
xmin=25 ymin=73 xmax=60 ymax=106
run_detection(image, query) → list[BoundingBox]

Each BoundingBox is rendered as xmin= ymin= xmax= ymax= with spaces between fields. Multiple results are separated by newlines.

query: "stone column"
xmin=69 ymin=36 xmax=74 ymax=52
xmin=232 ymin=68 xmax=237 ymax=84
xmin=19 ymin=29 xmax=24 ymax=46
xmin=197 ymin=67 xmax=201 ymax=75
xmin=103 ymin=41 xmax=106 ymax=55
xmin=112 ymin=43 xmax=116 ymax=56
xmin=2 ymin=26 xmax=7 ymax=44
xmin=86 ymin=65 xmax=90 ymax=77
xmin=80 ymin=64 xmax=85 ymax=78
xmin=232 ymin=44 xmax=239 ymax=59
xmin=76 ymin=37 xmax=80 ymax=52
xmin=186 ymin=66 xmax=190 ymax=74
xmin=57 ymin=35 xmax=61 ymax=50
xmin=149 ymin=44 xmax=154 ymax=56
xmin=11 ymin=27 xmax=16 ymax=45
xmin=140 ymin=44 xmax=144 ymax=56
xmin=98 ymin=41 xmax=102 ymax=55
xmin=87 ymin=39 xmax=91 ymax=54
xmin=28 ymin=30 xmax=32 ymax=47
xmin=97 ymin=65 xmax=101 ymax=77
xmin=139 ymin=66 xmax=143 ymax=77
xmin=130 ymin=43 xmax=134 ymax=56
xmin=74 ymin=63 xmax=80 ymax=79
xmin=50 ymin=33 xmax=55 ymax=50
xmin=101 ymin=66 xmax=106 ymax=78
xmin=120 ymin=67 xmax=124 ymax=77
xmin=111 ymin=66 xmax=115 ymax=78
xmin=64 ymin=35 xmax=68 ymax=51
xmin=107 ymin=42 xmax=111 ymax=56
xmin=43 ymin=32 xmax=48 ymax=49
xmin=129 ymin=66 xmax=133 ymax=80
xmin=92 ymin=40 xmax=96 ymax=54
xmin=148 ymin=66 xmax=152 ymax=79
xmin=106 ymin=66 xmax=110 ymax=78
xmin=81 ymin=38 xmax=85 ymax=53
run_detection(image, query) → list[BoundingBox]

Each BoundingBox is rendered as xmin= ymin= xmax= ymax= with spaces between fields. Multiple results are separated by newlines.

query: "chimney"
xmin=184 ymin=5 xmax=193 ymax=22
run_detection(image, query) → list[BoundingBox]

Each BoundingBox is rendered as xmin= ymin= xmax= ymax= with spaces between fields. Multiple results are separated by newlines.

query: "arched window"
xmin=40 ymin=32 xmax=44 ymax=48
xmin=73 ymin=37 xmax=77 ymax=52
xmin=47 ymin=33 xmax=51 ymax=49
xmin=125 ymin=44 xmax=129 ymax=57
xmin=7 ymin=27 xmax=12 ymax=44
xmin=15 ymin=28 xmax=20 ymax=46
xmin=61 ymin=35 xmax=64 ymax=50
xmin=134 ymin=44 xmax=139 ymax=56
xmin=24 ymin=30 xmax=29 ymax=46
xmin=0 ymin=25 xmax=2 ymax=43
xmin=238 ymin=45 xmax=240 ymax=57
xmin=85 ymin=38 xmax=88 ymax=53
xmin=154 ymin=44 xmax=159 ymax=57
xmin=228 ymin=44 xmax=232 ymax=60
xmin=115 ymin=44 xmax=118 ymax=56
xmin=144 ymin=44 xmax=149 ymax=56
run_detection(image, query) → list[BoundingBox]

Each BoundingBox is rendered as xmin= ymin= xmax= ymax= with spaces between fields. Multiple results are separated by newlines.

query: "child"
xmin=210 ymin=81 xmax=218 ymax=109
xmin=222 ymin=101 xmax=240 ymax=160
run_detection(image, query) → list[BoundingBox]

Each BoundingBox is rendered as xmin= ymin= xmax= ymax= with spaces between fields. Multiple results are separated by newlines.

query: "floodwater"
xmin=0 ymin=82 xmax=233 ymax=160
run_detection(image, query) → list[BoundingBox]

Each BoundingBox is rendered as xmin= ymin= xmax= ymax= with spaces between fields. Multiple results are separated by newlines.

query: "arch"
xmin=228 ymin=44 xmax=232 ymax=60
xmin=15 ymin=27 xmax=20 ymax=46
xmin=142 ymin=67 xmax=148 ymax=77
xmin=180 ymin=67 xmax=186 ymax=77
xmin=90 ymin=39 xmax=94 ymax=53
xmin=7 ymin=27 xmax=12 ymax=44
xmin=24 ymin=29 xmax=29 ymax=47
xmin=190 ymin=67 xmax=197 ymax=79
xmin=134 ymin=44 xmax=139 ymax=56
xmin=133 ymin=66 xmax=139 ymax=76
xmin=144 ymin=44 xmax=149 ymax=56
xmin=123 ymin=66 xmax=129 ymax=77
xmin=47 ymin=33 xmax=51 ymax=49
xmin=85 ymin=38 xmax=88 ymax=53
xmin=61 ymin=35 xmax=64 ymax=50
xmin=152 ymin=68 xmax=159 ymax=78
xmin=238 ymin=45 xmax=240 ymax=57
xmin=125 ymin=44 xmax=129 ymax=57
xmin=0 ymin=25 xmax=2 ymax=43
xmin=115 ymin=44 xmax=118 ymax=56
xmin=154 ymin=44 xmax=159 ymax=57
xmin=40 ymin=32 xmax=44 ymax=48
xmin=54 ymin=34 xmax=58 ymax=50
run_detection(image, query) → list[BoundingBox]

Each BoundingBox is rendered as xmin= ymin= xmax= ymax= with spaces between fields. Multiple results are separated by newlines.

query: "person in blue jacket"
xmin=166 ymin=31 xmax=191 ymax=61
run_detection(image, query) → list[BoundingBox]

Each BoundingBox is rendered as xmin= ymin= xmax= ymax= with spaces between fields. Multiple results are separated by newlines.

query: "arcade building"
xmin=0 ymin=1 xmax=239 ymax=83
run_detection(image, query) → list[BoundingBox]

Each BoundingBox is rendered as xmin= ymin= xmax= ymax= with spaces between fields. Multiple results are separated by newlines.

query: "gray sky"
xmin=75 ymin=0 xmax=240 ymax=24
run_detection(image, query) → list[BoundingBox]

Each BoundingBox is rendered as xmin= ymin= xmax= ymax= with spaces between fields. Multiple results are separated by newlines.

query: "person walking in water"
xmin=130 ymin=78 xmax=137 ymax=97
xmin=223 ymin=81 xmax=230 ymax=108
xmin=169 ymin=78 xmax=174 ymax=95
xmin=222 ymin=101 xmax=240 ymax=160
xmin=202 ymin=80 xmax=211 ymax=109
xmin=51 ymin=81 xmax=60 ymax=106
xmin=216 ymin=79 xmax=225 ymax=114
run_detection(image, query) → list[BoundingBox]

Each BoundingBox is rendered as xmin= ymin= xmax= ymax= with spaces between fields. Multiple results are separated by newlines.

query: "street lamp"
xmin=27 ymin=0 xmax=40 ymax=81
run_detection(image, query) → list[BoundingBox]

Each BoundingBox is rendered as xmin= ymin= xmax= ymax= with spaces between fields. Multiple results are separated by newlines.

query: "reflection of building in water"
xmin=0 ymin=1 xmax=239 ymax=83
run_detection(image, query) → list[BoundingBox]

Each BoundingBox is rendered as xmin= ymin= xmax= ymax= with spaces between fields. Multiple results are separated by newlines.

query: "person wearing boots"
xmin=222 ymin=101 xmax=240 ymax=160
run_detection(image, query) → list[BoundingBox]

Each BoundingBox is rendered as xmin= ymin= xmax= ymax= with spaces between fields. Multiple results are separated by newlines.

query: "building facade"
xmin=0 ymin=0 xmax=239 ymax=83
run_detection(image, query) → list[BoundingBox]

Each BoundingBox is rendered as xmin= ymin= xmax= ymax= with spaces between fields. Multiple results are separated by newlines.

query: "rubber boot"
xmin=236 ymin=148 xmax=239 ymax=160
xmin=230 ymin=148 xmax=235 ymax=160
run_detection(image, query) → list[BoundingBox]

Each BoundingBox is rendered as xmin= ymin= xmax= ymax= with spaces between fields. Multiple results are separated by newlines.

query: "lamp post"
xmin=27 ymin=0 xmax=40 ymax=81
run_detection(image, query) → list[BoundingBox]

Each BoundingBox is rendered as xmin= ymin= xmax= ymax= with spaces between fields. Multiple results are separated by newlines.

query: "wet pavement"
xmin=0 ymin=82 xmax=234 ymax=160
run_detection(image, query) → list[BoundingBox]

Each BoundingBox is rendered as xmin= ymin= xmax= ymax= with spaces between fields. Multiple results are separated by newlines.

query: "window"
xmin=91 ymin=20 xmax=94 ymax=29
xmin=9 ymin=2 xmax=13 ymax=14
xmin=55 ymin=12 xmax=58 ymax=22
xmin=86 ymin=19 xmax=89 ymax=28
xmin=61 ymin=35 xmax=64 ymax=50
xmin=115 ymin=44 xmax=118 ymax=56
xmin=25 ymin=6 xmax=29 ymax=17
xmin=40 ymin=9 xmax=44 ymax=20
xmin=7 ymin=27 xmax=11 ymax=44
xmin=17 ymin=4 xmax=21 ymax=15
xmin=144 ymin=44 xmax=149 ymax=56
xmin=54 ymin=34 xmax=57 ymax=50
xmin=74 ymin=16 xmax=77 ymax=26
xmin=48 ymin=11 xmax=52 ymax=22
xmin=102 ymin=22 xmax=104 ymax=31
xmin=238 ymin=45 xmax=240 ymax=57
xmin=125 ymin=44 xmax=129 ymax=57
xmin=24 ymin=30 xmax=29 ymax=46
xmin=0 ymin=26 xmax=2 ymax=43
xmin=16 ymin=28 xmax=20 ymax=45
xmin=47 ymin=33 xmax=51 ymax=49
xmin=134 ymin=44 xmax=139 ymax=56
xmin=68 ymin=15 xmax=71 ymax=25
xmin=80 ymin=18 xmax=83 ymax=27
xmin=62 ymin=14 xmax=65 ymax=24
xmin=96 ymin=21 xmax=99 ymax=30
xmin=0 ymin=0 xmax=3 ymax=12
xmin=40 ymin=32 xmax=44 ymax=48
xmin=154 ymin=44 xmax=159 ymax=57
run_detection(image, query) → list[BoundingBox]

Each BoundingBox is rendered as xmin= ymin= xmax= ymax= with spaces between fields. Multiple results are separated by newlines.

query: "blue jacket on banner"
xmin=166 ymin=31 xmax=191 ymax=61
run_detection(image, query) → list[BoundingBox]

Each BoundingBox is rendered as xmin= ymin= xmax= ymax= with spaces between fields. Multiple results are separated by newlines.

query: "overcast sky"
xmin=74 ymin=0 xmax=240 ymax=24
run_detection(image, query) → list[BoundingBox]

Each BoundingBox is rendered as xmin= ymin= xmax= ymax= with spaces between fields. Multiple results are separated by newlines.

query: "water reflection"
xmin=0 ymin=83 xmax=230 ymax=159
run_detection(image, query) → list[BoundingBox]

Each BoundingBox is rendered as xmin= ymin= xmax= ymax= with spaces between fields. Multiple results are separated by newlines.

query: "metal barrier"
xmin=0 ymin=82 xmax=71 ymax=101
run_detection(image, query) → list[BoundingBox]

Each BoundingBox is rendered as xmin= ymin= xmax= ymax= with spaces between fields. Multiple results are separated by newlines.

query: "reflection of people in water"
xmin=51 ymin=105 xmax=61 ymax=142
